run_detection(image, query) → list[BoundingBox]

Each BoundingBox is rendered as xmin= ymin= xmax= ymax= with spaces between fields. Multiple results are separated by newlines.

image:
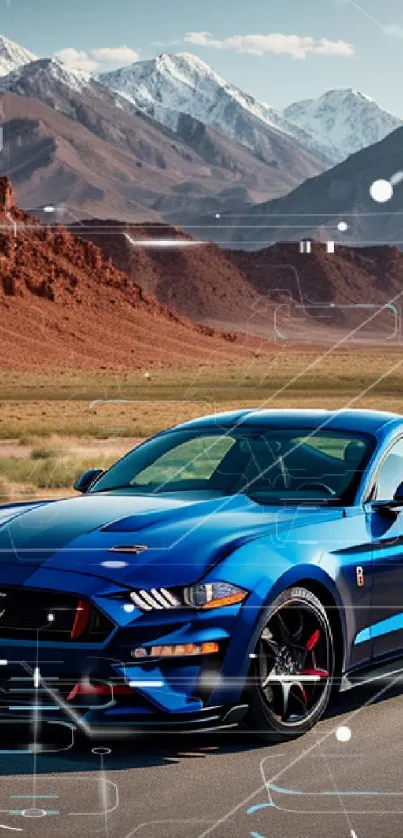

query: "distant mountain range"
xmin=101 ymin=55 xmax=403 ymax=168
xmin=0 ymin=33 xmax=402 ymax=239
xmin=100 ymin=52 xmax=332 ymax=165
xmin=190 ymin=122 xmax=403 ymax=250
xmin=0 ymin=61 xmax=318 ymax=220
xmin=0 ymin=47 xmax=326 ymax=217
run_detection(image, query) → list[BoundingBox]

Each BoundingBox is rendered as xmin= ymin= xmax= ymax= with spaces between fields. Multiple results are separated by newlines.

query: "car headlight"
xmin=128 ymin=582 xmax=247 ymax=612
xmin=129 ymin=588 xmax=181 ymax=611
xmin=183 ymin=582 xmax=247 ymax=609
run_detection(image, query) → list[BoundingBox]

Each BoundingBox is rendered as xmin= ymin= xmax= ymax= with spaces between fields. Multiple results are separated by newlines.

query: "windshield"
xmin=90 ymin=426 xmax=374 ymax=504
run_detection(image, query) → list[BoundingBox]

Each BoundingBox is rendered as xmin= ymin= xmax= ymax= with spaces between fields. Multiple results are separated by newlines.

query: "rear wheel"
xmin=244 ymin=586 xmax=334 ymax=742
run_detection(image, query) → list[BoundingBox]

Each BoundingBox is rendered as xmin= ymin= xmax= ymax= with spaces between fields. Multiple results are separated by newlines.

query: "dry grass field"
xmin=1 ymin=346 xmax=403 ymax=502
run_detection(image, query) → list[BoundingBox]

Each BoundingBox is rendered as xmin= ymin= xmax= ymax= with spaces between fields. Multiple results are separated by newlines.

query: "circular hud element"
xmin=335 ymin=725 xmax=352 ymax=742
xmin=369 ymin=179 xmax=393 ymax=203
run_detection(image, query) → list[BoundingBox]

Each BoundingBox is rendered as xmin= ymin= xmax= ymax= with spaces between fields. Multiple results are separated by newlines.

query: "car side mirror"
xmin=74 ymin=469 xmax=104 ymax=493
xmin=371 ymin=481 xmax=403 ymax=514
xmin=394 ymin=481 xmax=403 ymax=503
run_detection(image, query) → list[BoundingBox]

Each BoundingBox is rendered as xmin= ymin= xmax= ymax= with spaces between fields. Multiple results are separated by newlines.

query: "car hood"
xmin=0 ymin=493 xmax=343 ymax=588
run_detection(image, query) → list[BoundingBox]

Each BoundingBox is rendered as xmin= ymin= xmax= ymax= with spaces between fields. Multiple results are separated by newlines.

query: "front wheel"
xmin=243 ymin=586 xmax=334 ymax=742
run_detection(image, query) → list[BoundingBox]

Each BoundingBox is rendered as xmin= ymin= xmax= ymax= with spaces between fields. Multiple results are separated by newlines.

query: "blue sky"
xmin=2 ymin=0 xmax=403 ymax=113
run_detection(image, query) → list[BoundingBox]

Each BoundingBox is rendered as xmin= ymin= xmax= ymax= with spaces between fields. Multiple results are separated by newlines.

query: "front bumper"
xmin=0 ymin=570 xmax=264 ymax=734
xmin=0 ymin=605 xmax=255 ymax=734
xmin=0 ymin=669 xmax=249 ymax=734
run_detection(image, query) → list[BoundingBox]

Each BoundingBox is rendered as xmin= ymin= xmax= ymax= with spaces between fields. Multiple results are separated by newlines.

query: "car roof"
xmin=175 ymin=408 xmax=402 ymax=436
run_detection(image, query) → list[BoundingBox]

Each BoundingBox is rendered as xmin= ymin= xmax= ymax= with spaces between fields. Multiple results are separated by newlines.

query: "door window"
xmin=375 ymin=439 xmax=403 ymax=500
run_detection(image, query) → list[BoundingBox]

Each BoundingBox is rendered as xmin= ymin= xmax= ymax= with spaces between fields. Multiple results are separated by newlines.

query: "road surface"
xmin=0 ymin=678 xmax=402 ymax=837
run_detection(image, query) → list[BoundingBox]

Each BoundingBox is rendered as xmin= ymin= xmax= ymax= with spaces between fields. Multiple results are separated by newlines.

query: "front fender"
xmin=207 ymin=541 xmax=347 ymax=705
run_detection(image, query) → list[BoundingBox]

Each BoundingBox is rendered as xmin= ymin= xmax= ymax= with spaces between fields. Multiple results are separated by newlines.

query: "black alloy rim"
xmin=258 ymin=599 xmax=331 ymax=727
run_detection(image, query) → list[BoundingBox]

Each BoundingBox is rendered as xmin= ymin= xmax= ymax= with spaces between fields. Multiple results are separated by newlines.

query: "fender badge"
xmin=356 ymin=566 xmax=365 ymax=588
xmin=108 ymin=545 xmax=149 ymax=554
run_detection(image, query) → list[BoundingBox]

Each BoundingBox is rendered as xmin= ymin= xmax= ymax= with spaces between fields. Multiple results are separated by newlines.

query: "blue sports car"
xmin=1 ymin=407 xmax=403 ymax=742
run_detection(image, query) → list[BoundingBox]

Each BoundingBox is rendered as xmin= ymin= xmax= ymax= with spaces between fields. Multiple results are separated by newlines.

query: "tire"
xmin=243 ymin=586 xmax=334 ymax=743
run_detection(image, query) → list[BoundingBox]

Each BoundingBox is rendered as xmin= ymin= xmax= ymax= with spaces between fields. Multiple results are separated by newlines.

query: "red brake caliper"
xmin=296 ymin=629 xmax=329 ymax=704
xmin=300 ymin=628 xmax=329 ymax=679
xmin=305 ymin=628 xmax=321 ymax=652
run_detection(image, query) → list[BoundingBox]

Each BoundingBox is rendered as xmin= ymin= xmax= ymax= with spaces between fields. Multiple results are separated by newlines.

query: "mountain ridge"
xmin=1 ymin=31 xmax=401 ymax=172
xmin=0 ymin=88 xmax=316 ymax=221
xmin=283 ymin=88 xmax=403 ymax=164
xmin=0 ymin=33 xmax=36 ymax=77
xmin=100 ymin=51 xmax=332 ymax=166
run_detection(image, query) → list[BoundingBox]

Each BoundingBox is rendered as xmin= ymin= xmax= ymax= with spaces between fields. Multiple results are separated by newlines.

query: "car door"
xmin=366 ymin=437 xmax=403 ymax=661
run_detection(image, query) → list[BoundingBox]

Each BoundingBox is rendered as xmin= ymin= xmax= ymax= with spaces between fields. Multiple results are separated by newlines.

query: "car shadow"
xmin=0 ymin=679 xmax=400 ymax=776
xmin=0 ymin=724 xmax=265 ymax=776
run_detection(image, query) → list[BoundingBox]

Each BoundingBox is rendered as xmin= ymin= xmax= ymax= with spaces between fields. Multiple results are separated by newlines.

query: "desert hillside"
xmin=0 ymin=178 xmax=267 ymax=369
xmin=228 ymin=242 xmax=403 ymax=333
xmin=76 ymin=220 xmax=403 ymax=339
xmin=73 ymin=220 xmax=265 ymax=326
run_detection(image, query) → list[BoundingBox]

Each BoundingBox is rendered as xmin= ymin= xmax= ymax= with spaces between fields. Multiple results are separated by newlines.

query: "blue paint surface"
xmin=355 ymin=613 xmax=403 ymax=645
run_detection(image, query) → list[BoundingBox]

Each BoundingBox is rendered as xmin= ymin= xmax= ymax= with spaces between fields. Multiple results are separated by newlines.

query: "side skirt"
xmin=340 ymin=656 xmax=403 ymax=692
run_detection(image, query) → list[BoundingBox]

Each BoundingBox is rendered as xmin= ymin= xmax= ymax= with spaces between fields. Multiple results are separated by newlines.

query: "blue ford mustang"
xmin=1 ymin=408 xmax=403 ymax=741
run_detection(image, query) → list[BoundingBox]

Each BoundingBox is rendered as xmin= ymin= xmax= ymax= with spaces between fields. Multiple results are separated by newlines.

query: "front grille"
xmin=0 ymin=586 xmax=113 ymax=642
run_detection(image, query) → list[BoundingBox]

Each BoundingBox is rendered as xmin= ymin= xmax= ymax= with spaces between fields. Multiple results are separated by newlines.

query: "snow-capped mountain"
xmin=101 ymin=52 xmax=286 ymax=132
xmin=0 ymin=33 xmax=401 ymax=170
xmin=0 ymin=57 xmax=182 ymax=161
xmin=3 ymin=33 xmax=401 ymax=228
xmin=0 ymin=58 xmax=96 ymax=101
xmin=0 ymin=55 xmax=326 ymax=205
xmin=100 ymin=52 xmax=331 ymax=164
xmin=284 ymin=89 xmax=403 ymax=164
xmin=0 ymin=34 xmax=36 ymax=77
xmin=0 ymin=57 xmax=156 ymax=133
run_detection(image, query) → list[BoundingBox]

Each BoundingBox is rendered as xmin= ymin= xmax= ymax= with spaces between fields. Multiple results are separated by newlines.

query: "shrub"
xmin=31 ymin=447 xmax=58 ymax=460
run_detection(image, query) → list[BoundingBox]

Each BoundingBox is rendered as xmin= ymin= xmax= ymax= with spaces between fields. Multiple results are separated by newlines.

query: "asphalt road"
xmin=1 ymin=679 xmax=403 ymax=838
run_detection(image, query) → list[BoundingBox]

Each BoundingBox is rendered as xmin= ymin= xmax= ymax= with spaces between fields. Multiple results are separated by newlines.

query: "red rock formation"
xmin=0 ymin=179 xmax=266 ymax=369
xmin=0 ymin=177 xmax=15 ymax=211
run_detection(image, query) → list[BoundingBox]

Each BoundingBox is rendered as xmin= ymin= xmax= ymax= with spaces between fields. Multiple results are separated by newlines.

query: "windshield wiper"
xmin=91 ymin=485 xmax=147 ymax=493
xmin=246 ymin=494 xmax=341 ymax=506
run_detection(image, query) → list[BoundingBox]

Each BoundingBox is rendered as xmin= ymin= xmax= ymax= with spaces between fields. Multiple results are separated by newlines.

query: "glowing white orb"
xmin=337 ymin=221 xmax=348 ymax=232
xmin=336 ymin=725 xmax=351 ymax=742
xmin=369 ymin=179 xmax=393 ymax=203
